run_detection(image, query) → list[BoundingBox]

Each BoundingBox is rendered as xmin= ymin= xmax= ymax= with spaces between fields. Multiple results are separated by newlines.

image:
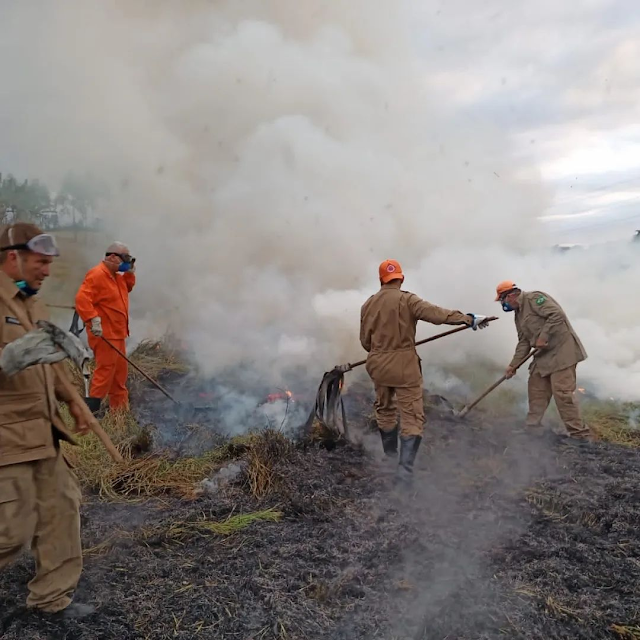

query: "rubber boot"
xmin=379 ymin=427 xmax=398 ymax=458
xmin=84 ymin=397 xmax=102 ymax=416
xmin=395 ymin=435 xmax=422 ymax=488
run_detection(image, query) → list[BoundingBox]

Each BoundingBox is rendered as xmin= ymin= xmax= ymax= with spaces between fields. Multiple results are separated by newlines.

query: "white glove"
xmin=334 ymin=363 xmax=352 ymax=373
xmin=0 ymin=330 xmax=67 ymax=376
xmin=468 ymin=314 xmax=490 ymax=331
xmin=37 ymin=320 xmax=91 ymax=370
xmin=90 ymin=317 xmax=103 ymax=337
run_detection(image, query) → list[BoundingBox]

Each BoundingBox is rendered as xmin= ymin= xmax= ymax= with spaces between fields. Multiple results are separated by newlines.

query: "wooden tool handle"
xmin=0 ymin=291 xmax=123 ymax=462
xmin=349 ymin=316 xmax=500 ymax=369
xmin=100 ymin=336 xmax=180 ymax=405
xmin=457 ymin=349 xmax=539 ymax=419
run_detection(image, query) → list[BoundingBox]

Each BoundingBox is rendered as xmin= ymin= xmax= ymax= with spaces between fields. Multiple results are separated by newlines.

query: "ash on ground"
xmin=2 ymin=388 xmax=639 ymax=640
xmin=131 ymin=371 xmax=312 ymax=454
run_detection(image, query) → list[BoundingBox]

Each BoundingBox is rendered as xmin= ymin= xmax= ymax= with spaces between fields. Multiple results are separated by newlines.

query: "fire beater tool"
xmin=99 ymin=336 xmax=181 ymax=405
xmin=53 ymin=305 xmax=215 ymax=413
xmin=0 ymin=290 xmax=123 ymax=462
xmin=454 ymin=348 xmax=539 ymax=419
xmin=98 ymin=336 xmax=218 ymax=413
xmin=306 ymin=317 xmax=499 ymax=439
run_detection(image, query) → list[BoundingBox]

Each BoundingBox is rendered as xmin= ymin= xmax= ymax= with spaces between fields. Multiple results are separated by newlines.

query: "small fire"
xmin=266 ymin=389 xmax=294 ymax=403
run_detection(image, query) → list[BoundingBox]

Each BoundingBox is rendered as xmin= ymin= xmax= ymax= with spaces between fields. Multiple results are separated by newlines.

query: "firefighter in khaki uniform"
xmin=0 ymin=223 xmax=94 ymax=618
xmin=360 ymin=260 xmax=489 ymax=485
xmin=496 ymin=280 xmax=590 ymax=439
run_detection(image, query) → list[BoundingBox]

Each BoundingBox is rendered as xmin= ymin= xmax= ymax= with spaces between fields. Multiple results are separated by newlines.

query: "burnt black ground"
xmin=1 ymin=409 xmax=639 ymax=640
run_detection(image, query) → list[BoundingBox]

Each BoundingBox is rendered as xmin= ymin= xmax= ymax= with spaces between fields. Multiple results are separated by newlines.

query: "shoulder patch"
xmin=535 ymin=295 xmax=546 ymax=306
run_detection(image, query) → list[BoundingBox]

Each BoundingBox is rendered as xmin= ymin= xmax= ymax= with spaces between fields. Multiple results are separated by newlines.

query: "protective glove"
xmin=37 ymin=320 xmax=91 ymax=370
xmin=334 ymin=363 xmax=352 ymax=373
xmin=0 ymin=330 xmax=68 ymax=376
xmin=467 ymin=314 xmax=490 ymax=331
xmin=90 ymin=317 xmax=103 ymax=337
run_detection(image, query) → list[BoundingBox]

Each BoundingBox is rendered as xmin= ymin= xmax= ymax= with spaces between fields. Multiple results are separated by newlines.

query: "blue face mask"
xmin=15 ymin=280 xmax=39 ymax=297
xmin=501 ymin=301 xmax=515 ymax=313
xmin=118 ymin=261 xmax=132 ymax=273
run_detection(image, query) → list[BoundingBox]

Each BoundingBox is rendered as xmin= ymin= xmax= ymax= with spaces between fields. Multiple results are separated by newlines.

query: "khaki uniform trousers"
xmin=0 ymin=449 xmax=82 ymax=612
xmin=527 ymin=365 xmax=589 ymax=438
xmin=374 ymin=384 xmax=424 ymax=437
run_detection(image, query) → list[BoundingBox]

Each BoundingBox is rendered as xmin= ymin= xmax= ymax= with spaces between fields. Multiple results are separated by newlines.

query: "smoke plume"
xmin=1 ymin=0 xmax=638 ymax=399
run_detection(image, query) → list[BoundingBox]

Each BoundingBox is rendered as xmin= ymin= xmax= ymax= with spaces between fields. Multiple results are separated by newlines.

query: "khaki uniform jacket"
xmin=0 ymin=271 xmax=75 ymax=467
xmin=360 ymin=284 xmax=472 ymax=387
xmin=509 ymin=290 xmax=587 ymax=378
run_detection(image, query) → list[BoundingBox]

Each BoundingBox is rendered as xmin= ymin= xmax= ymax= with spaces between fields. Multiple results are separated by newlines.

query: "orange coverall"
xmin=75 ymin=263 xmax=135 ymax=409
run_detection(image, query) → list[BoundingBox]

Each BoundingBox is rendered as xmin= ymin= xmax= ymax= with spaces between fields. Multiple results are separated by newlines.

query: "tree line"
xmin=0 ymin=172 xmax=107 ymax=230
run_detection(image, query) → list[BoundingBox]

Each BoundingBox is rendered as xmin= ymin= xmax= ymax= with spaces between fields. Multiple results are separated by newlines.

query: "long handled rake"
xmin=306 ymin=317 xmax=499 ymax=438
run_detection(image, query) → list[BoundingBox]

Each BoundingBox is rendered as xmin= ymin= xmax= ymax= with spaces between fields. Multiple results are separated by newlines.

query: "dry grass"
xmin=61 ymin=406 xmax=222 ymax=500
xmin=84 ymin=509 xmax=283 ymax=556
xmin=583 ymin=400 xmax=640 ymax=447
xmin=127 ymin=339 xmax=189 ymax=383
xmin=66 ymin=338 xmax=188 ymax=398
xmin=62 ymin=400 xmax=294 ymax=502
xmin=245 ymin=430 xmax=295 ymax=498
xmin=138 ymin=508 xmax=283 ymax=542
xmin=612 ymin=625 xmax=640 ymax=640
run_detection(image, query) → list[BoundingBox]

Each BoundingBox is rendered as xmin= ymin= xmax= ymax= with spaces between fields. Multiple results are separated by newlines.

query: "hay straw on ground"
xmin=62 ymin=403 xmax=295 ymax=502
xmin=612 ymin=625 xmax=640 ymax=640
xmin=61 ymin=407 xmax=223 ymax=500
xmin=138 ymin=508 xmax=283 ymax=542
xmin=67 ymin=338 xmax=188 ymax=396
xmin=84 ymin=509 xmax=283 ymax=556
xmin=583 ymin=401 xmax=640 ymax=447
xmin=245 ymin=430 xmax=294 ymax=498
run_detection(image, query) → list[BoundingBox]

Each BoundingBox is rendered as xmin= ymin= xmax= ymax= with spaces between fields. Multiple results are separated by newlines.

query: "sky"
xmin=414 ymin=0 xmax=640 ymax=244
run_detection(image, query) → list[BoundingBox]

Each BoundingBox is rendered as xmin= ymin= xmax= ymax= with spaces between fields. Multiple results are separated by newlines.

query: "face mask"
xmin=501 ymin=301 xmax=514 ymax=313
xmin=118 ymin=261 xmax=132 ymax=273
xmin=15 ymin=280 xmax=39 ymax=297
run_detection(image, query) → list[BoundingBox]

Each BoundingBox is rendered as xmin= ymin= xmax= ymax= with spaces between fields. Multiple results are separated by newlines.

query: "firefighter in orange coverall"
xmin=75 ymin=242 xmax=135 ymax=411
xmin=359 ymin=260 xmax=489 ymax=486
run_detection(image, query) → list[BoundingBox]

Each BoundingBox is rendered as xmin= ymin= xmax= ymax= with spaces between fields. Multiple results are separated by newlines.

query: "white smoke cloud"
xmin=1 ymin=0 xmax=639 ymax=400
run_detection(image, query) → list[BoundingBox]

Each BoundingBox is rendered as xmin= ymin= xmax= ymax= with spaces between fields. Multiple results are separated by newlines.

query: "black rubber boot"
xmin=379 ymin=427 xmax=398 ymax=458
xmin=84 ymin=397 xmax=102 ymax=416
xmin=396 ymin=435 xmax=422 ymax=487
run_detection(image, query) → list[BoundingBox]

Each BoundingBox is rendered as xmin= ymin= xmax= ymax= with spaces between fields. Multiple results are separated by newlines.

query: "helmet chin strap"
xmin=8 ymin=226 xmax=34 ymax=293
xmin=8 ymin=227 xmax=25 ymax=280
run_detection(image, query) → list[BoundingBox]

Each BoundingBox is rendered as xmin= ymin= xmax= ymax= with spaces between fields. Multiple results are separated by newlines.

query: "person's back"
xmin=361 ymin=286 xmax=419 ymax=354
xmin=360 ymin=260 xmax=489 ymax=486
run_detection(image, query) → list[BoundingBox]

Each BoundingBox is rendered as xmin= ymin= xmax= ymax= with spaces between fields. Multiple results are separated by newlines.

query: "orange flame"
xmin=266 ymin=389 xmax=294 ymax=403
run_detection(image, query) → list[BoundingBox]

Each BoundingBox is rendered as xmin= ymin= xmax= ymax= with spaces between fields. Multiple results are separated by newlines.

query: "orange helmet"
xmin=379 ymin=259 xmax=404 ymax=284
xmin=495 ymin=280 xmax=517 ymax=301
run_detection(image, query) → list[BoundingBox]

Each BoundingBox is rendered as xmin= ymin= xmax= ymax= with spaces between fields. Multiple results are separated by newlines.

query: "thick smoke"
xmin=1 ymin=1 xmax=638 ymax=399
